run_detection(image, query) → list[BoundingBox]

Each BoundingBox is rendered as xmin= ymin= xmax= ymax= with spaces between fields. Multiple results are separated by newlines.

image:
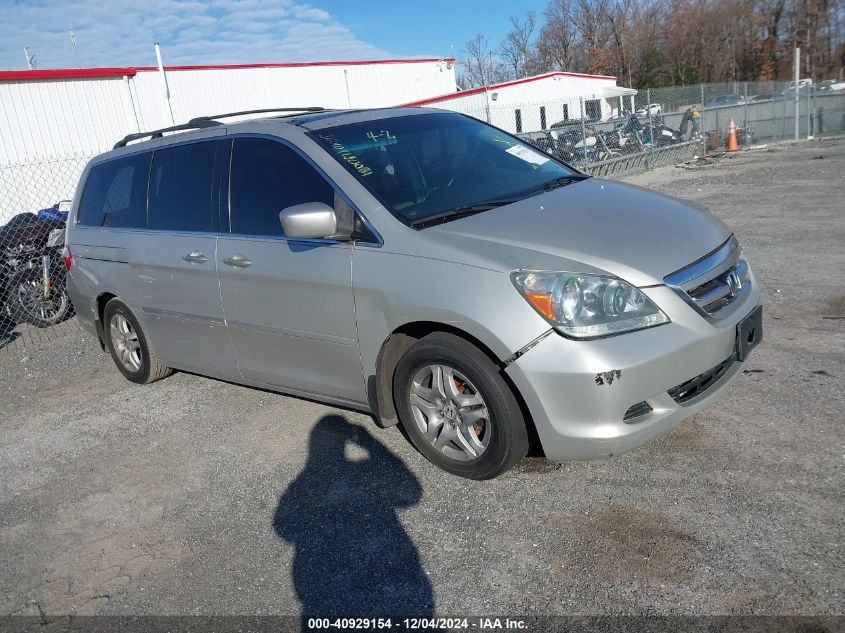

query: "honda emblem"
xmin=726 ymin=270 xmax=742 ymax=298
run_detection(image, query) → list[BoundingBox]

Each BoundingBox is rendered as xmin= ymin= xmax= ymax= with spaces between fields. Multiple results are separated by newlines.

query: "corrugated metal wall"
xmin=0 ymin=76 xmax=142 ymax=219
xmin=0 ymin=76 xmax=140 ymax=164
xmin=130 ymin=61 xmax=456 ymax=131
xmin=0 ymin=60 xmax=456 ymax=221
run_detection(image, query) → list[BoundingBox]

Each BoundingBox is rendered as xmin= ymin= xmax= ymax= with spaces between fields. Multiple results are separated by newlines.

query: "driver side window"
xmin=229 ymin=137 xmax=335 ymax=237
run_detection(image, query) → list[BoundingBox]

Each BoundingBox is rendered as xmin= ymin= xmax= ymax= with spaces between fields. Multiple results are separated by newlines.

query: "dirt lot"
xmin=1 ymin=139 xmax=843 ymax=620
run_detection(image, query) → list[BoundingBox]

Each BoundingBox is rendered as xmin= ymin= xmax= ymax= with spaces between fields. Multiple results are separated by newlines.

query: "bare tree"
xmin=499 ymin=13 xmax=539 ymax=79
xmin=461 ymin=33 xmax=507 ymax=87
xmin=537 ymin=0 xmax=578 ymax=71
xmin=786 ymin=0 xmax=845 ymax=81
xmin=491 ymin=0 xmax=844 ymax=86
xmin=604 ymin=0 xmax=637 ymax=85
xmin=570 ymin=0 xmax=614 ymax=73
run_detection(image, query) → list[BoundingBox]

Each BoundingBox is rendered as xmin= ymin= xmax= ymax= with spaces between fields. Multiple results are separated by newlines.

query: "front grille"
xmin=623 ymin=401 xmax=653 ymax=422
xmin=687 ymin=258 xmax=748 ymax=314
xmin=665 ymin=236 xmax=750 ymax=321
xmin=668 ymin=355 xmax=736 ymax=404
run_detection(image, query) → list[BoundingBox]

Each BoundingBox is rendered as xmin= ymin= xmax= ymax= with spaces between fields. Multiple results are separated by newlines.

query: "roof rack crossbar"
xmin=113 ymin=107 xmax=326 ymax=149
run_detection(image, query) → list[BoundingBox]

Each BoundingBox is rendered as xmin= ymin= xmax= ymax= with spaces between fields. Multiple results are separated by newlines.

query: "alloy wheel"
xmin=409 ymin=364 xmax=491 ymax=461
xmin=109 ymin=313 xmax=142 ymax=372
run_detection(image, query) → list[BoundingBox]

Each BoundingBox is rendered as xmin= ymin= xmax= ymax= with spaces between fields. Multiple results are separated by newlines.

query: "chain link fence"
xmin=491 ymin=96 xmax=699 ymax=178
xmin=498 ymin=80 xmax=845 ymax=178
xmin=649 ymin=80 xmax=845 ymax=152
xmin=0 ymin=157 xmax=88 ymax=353
xmin=1 ymin=81 xmax=844 ymax=355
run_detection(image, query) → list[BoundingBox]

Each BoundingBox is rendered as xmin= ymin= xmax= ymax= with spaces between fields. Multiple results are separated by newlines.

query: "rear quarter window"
xmin=77 ymin=153 xmax=150 ymax=228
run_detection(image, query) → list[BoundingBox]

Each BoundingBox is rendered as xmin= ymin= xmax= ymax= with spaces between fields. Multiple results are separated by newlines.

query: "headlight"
xmin=511 ymin=271 xmax=669 ymax=339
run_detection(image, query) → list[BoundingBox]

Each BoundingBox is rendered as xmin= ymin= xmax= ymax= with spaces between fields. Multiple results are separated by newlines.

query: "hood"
xmin=423 ymin=178 xmax=731 ymax=287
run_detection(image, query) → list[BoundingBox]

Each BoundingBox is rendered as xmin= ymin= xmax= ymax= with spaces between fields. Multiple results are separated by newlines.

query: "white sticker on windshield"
xmin=505 ymin=144 xmax=550 ymax=165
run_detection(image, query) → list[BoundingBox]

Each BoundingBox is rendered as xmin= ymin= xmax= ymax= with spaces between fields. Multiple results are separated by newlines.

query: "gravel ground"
xmin=1 ymin=139 xmax=843 ymax=620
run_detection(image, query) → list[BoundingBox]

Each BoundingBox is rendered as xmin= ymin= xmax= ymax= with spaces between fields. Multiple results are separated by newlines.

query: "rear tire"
xmin=103 ymin=298 xmax=172 ymax=384
xmin=393 ymin=333 xmax=529 ymax=479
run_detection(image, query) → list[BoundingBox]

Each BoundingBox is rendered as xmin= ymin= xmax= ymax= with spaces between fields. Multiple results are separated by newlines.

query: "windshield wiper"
xmin=408 ymin=175 xmax=590 ymax=229
xmin=409 ymin=199 xmax=520 ymax=229
xmin=536 ymin=174 xmax=591 ymax=193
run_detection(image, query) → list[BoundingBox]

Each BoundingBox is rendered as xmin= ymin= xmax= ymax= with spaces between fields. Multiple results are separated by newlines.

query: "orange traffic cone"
xmin=726 ymin=118 xmax=739 ymax=152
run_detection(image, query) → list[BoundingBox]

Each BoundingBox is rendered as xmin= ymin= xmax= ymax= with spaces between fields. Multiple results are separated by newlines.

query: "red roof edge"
xmin=0 ymin=57 xmax=456 ymax=82
xmin=402 ymin=71 xmax=619 ymax=107
xmin=0 ymin=67 xmax=137 ymax=81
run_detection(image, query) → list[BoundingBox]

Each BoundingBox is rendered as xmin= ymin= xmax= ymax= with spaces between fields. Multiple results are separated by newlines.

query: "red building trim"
xmin=0 ymin=58 xmax=455 ymax=82
xmin=0 ymin=67 xmax=137 ymax=81
xmin=402 ymin=71 xmax=619 ymax=107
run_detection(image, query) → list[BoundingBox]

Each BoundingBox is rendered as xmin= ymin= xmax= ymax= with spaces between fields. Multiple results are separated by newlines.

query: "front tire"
xmin=8 ymin=262 xmax=71 ymax=328
xmin=103 ymin=298 xmax=172 ymax=384
xmin=393 ymin=333 xmax=529 ymax=479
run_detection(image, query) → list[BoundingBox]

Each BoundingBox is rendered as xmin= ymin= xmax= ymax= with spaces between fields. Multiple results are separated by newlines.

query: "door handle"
xmin=182 ymin=251 xmax=208 ymax=264
xmin=223 ymin=253 xmax=252 ymax=268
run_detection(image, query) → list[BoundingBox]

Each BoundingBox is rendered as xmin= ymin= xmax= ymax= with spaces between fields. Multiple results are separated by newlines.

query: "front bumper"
xmin=505 ymin=279 xmax=760 ymax=461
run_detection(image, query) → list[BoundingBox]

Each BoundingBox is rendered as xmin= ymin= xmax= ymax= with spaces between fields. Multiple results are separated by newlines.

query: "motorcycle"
xmin=0 ymin=202 xmax=72 ymax=329
xmin=547 ymin=125 xmax=605 ymax=164
xmin=614 ymin=113 xmax=651 ymax=151
xmin=624 ymin=113 xmax=682 ymax=149
xmin=644 ymin=122 xmax=683 ymax=147
xmin=571 ymin=128 xmax=625 ymax=163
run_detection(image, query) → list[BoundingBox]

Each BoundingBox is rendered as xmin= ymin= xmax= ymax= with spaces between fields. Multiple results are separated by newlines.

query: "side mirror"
xmin=279 ymin=202 xmax=338 ymax=239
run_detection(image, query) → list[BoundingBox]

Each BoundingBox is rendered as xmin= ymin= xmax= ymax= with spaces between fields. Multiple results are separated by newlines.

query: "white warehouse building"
xmin=0 ymin=57 xmax=456 ymax=221
xmin=405 ymin=72 xmax=638 ymax=134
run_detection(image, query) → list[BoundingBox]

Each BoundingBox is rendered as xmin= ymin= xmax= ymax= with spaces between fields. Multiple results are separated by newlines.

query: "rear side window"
xmin=78 ymin=153 xmax=150 ymax=228
xmin=149 ymin=141 xmax=218 ymax=232
xmin=229 ymin=137 xmax=334 ymax=236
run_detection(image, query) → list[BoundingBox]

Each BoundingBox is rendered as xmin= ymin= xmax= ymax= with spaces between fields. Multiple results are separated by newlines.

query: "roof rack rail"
xmin=113 ymin=107 xmax=326 ymax=149
xmin=186 ymin=106 xmax=326 ymax=126
xmin=113 ymin=119 xmax=221 ymax=149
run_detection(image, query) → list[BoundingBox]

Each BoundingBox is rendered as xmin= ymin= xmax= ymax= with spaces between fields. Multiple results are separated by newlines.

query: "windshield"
xmin=308 ymin=112 xmax=583 ymax=226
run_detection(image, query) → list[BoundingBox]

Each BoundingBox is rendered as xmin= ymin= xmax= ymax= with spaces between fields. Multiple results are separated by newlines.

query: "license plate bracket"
xmin=736 ymin=305 xmax=763 ymax=362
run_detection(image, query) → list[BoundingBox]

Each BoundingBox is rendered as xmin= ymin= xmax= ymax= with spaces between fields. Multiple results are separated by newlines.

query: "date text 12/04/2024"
xmin=306 ymin=618 xmax=528 ymax=630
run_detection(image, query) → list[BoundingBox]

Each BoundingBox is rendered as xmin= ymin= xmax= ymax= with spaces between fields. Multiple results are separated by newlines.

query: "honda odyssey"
xmin=65 ymin=107 xmax=762 ymax=479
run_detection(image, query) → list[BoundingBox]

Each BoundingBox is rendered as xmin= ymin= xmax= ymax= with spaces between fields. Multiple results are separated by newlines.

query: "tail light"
xmin=62 ymin=245 xmax=72 ymax=271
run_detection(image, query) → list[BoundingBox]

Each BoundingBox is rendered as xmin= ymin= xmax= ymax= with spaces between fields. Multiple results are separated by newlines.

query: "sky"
xmin=1 ymin=0 xmax=549 ymax=71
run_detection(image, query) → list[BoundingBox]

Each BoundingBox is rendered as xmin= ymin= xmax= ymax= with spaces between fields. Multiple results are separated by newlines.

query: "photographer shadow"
xmin=273 ymin=415 xmax=434 ymax=618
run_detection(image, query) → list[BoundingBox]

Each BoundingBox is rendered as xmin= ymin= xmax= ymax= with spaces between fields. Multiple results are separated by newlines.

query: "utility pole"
xmin=794 ymin=47 xmax=800 ymax=140
xmin=155 ymin=42 xmax=176 ymax=126
xmin=69 ymin=23 xmax=81 ymax=68
xmin=23 ymin=47 xmax=35 ymax=70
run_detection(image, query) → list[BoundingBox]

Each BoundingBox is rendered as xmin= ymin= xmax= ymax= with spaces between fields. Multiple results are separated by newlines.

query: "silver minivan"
xmin=65 ymin=107 xmax=762 ymax=479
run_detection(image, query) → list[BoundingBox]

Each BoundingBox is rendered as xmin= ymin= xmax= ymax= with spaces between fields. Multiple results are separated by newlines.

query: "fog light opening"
xmin=623 ymin=401 xmax=653 ymax=423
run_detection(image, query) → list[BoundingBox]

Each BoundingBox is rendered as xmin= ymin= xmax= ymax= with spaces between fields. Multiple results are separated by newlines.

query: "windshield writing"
xmin=309 ymin=113 xmax=579 ymax=226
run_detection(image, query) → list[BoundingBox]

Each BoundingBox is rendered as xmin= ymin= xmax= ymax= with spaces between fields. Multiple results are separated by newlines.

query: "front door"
xmin=217 ymin=137 xmax=364 ymax=404
xmin=132 ymin=139 xmax=236 ymax=375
